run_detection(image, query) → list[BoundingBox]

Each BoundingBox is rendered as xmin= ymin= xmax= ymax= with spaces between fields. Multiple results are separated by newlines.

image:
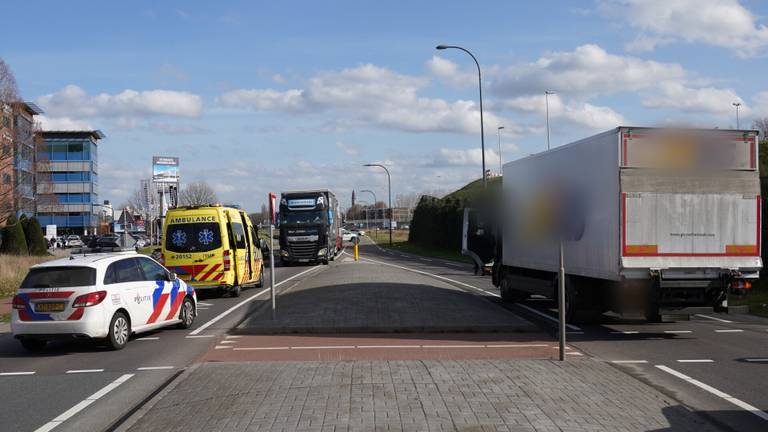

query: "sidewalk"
xmin=237 ymin=258 xmax=536 ymax=334
xmin=125 ymin=359 xmax=718 ymax=432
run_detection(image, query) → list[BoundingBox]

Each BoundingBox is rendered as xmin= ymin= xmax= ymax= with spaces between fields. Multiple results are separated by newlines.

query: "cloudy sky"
xmin=2 ymin=0 xmax=767 ymax=211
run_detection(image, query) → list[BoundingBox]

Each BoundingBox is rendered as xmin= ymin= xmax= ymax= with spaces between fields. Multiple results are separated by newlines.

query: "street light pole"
xmin=363 ymin=164 xmax=392 ymax=246
xmin=360 ymin=189 xmax=377 ymax=231
xmin=497 ymin=126 xmax=504 ymax=175
xmin=436 ymin=44 xmax=486 ymax=189
xmin=733 ymin=102 xmax=742 ymax=129
xmin=545 ymin=91 xmax=555 ymax=151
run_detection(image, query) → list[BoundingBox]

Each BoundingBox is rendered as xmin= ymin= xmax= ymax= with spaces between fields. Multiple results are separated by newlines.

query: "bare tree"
xmin=0 ymin=59 xmax=20 ymax=222
xmin=753 ymin=118 xmax=768 ymax=141
xmin=0 ymin=58 xmax=18 ymax=104
xmin=179 ymin=181 xmax=217 ymax=206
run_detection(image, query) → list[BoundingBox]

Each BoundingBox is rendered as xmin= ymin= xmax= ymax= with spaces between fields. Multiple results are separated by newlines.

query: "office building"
xmin=0 ymin=101 xmax=43 ymax=222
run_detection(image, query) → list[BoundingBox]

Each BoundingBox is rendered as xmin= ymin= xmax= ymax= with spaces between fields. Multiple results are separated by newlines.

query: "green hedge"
xmin=24 ymin=217 xmax=49 ymax=256
xmin=0 ymin=215 xmax=29 ymax=255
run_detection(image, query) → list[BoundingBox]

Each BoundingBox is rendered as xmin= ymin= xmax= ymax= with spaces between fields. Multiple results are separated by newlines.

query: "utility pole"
xmin=497 ymin=126 xmax=504 ymax=175
xmin=545 ymin=91 xmax=555 ymax=151
xmin=733 ymin=102 xmax=742 ymax=129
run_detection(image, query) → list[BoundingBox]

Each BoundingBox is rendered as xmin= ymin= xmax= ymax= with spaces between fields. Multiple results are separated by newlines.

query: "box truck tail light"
xmin=223 ymin=250 xmax=231 ymax=271
xmin=12 ymin=295 xmax=26 ymax=310
xmin=729 ymin=280 xmax=752 ymax=290
xmin=72 ymin=291 xmax=107 ymax=308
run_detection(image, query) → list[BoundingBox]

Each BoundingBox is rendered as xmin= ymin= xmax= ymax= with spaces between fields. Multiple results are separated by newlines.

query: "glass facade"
xmin=36 ymin=132 xmax=103 ymax=234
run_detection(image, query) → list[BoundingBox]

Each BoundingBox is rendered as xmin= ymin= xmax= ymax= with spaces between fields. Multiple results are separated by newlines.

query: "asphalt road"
xmin=0 ymin=258 xmax=321 ymax=432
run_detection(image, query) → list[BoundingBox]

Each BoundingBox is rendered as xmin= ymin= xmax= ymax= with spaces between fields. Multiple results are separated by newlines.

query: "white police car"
xmin=11 ymin=251 xmax=196 ymax=351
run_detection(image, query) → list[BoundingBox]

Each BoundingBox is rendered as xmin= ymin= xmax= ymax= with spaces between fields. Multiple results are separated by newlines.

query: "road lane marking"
xmin=35 ymin=373 xmax=134 ymax=432
xmin=485 ymin=344 xmax=549 ymax=348
xmin=290 ymin=345 xmax=356 ymax=349
xmin=197 ymin=302 xmax=213 ymax=306
xmin=611 ymin=360 xmax=648 ymax=364
xmin=233 ymin=347 xmax=290 ymax=351
xmin=185 ymin=335 xmax=215 ymax=339
xmin=230 ymin=344 xmax=553 ymax=350
xmin=188 ymin=265 xmax=323 ymax=335
xmin=66 ymin=369 xmax=104 ymax=374
xmin=137 ymin=366 xmax=174 ymax=371
xmin=611 ymin=331 xmax=640 ymax=334
xmin=224 ymin=335 xmax=242 ymax=339
xmin=220 ymin=340 xmax=237 ymax=344
xmin=695 ymin=314 xmax=733 ymax=323
xmin=676 ymin=359 xmax=714 ymax=363
xmin=356 ymin=345 xmax=420 ymax=349
xmin=420 ymin=258 xmax=433 ymax=262
xmin=514 ymin=303 xmax=583 ymax=331
xmin=715 ymin=329 xmax=744 ymax=333
xmin=664 ymin=330 xmax=692 ymax=334
xmin=0 ymin=371 xmax=36 ymax=376
xmin=422 ymin=345 xmax=479 ymax=348
xmin=136 ymin=337 xmax=159 ymax=340
xmin=214 ymin=345 xmax=232 ymax=349
xmin=655 ymin=365 xmax=768 ymax=422
xmin=745 ymin=358 xmax=768 ymax=362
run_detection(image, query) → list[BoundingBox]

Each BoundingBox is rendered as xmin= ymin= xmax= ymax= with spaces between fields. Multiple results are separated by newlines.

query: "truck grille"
xmin=288 ymin=241 xmax=318 ymax=260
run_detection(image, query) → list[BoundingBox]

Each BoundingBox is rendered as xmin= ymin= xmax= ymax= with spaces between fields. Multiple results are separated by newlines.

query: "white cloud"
xmin=431 ymin=147 xmax=503 ymax=168
xmin=36 ymin=85 xmax=203 ymax=119
xmin=426 ymin=56 xmax=475 ymax=87
xmin=37 ymin=115 xmax=92 ymax=131
xmin=491 ymin=44 xmax=686 ymax=98
xmin=601 ymin=0 xmax=768 ymax=57
xmin=218 ymin=64 xmax=512 ymax=135
xmin=753 ymin=91 xmax=768 ymax=115
xmin=642 ymin=82 xmax=746 ymax=114
xmin=335 ymin=141 xmax=358 ymax=156
xmin=502 ymin=94 xmax=626 ymax=130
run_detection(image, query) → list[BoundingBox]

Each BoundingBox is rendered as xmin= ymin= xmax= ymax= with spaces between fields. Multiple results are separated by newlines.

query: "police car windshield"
xmin=22 ymin=267 xmax=96 ymax=289
xmin=165 ymin=223 xmax=222 ymax=253
xmin=280 ymin=210 xmax=326 ymax=225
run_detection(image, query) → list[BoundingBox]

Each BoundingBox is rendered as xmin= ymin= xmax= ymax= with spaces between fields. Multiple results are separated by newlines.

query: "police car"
xmin=11 ymin=250 xmax=196 ymax=351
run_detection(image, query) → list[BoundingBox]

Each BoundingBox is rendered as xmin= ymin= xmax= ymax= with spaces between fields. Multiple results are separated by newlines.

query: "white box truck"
xmin=493 ymin=127 xmax=761 ymax=321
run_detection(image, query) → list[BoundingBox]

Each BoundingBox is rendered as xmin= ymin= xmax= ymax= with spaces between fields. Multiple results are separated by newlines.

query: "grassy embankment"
xmin=369 ymin=229 xmax=472 ymax=264
xmin=0 ymin=254 xmax=59 ymax=322
xmin=729 ymin=286 xmax=768 ymax=318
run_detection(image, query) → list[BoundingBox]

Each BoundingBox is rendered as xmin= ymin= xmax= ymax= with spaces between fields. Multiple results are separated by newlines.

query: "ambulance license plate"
xmin=36 ymin=302 xmax=65 ymax=313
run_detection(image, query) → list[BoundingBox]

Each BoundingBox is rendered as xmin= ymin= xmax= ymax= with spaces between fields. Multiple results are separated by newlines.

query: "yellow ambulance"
xmin=161 ymin=204 xmax=264 ymax=297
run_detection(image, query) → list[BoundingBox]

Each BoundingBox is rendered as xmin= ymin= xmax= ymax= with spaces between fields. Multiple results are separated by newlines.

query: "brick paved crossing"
xmin=127 ymin=359 xmax=718 ymax=432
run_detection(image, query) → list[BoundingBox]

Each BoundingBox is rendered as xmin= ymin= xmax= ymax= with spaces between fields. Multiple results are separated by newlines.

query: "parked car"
xmin=350 ymin=229 xmax=366 ymax=236
xmin=65 ymin=235 xmax=83 ymax=248
xmin=341 ymin=229 xmax=357 ymax=242
xmin=11 ymin=252 xmax=196 ymax=351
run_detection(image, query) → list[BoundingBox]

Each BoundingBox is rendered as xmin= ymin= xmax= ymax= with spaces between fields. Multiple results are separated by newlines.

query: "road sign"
xmin=269 ymin=192 xmax=277 ymax=225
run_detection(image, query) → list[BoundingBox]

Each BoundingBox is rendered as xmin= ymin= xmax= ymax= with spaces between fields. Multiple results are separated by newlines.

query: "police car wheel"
xmin=177 ymin=297 xmax=195 ymax=329
xmin=20 ymin=338 xmax=47 ymax=352
xmin=107 ymin=311 xmax=130 ymax=350
xmin=230 ymin=285 xmax=241 ymax=298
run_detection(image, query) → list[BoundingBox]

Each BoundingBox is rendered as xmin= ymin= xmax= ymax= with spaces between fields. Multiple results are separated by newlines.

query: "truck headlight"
xmin=281 ymin=250 xmax=289 ymax=256
xmin=317 ymin=248 xmax=326 ymax=256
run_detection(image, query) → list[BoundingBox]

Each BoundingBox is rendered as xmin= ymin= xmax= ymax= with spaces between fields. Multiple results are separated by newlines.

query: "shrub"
xmin=0 ymin=215 xmax=29 ymax=255
xmin=24 ymin=217 xmax=48 ymax=256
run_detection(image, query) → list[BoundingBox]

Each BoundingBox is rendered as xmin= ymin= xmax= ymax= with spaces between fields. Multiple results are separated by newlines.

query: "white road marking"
xmin=676 ymin=359 xmax=714 ymax=363
xmin=420 ymin=258 xmax=433 ymax=262
xmin=189 ymin=265 xmax=323 ymax=335
xmin=137 ymin=366 xmax=174 ymax=371
xmin=224 ymin=335 xmax=242 ymax=339
xmin=65 ymin=369 xmax=104 ymax=374
xmin=715 ymin=329 xmax=744 ymax=333
xmin=34 ymin=374 xmax=134 ymax=432
xmin=664 ymin=330 xmax=692 ymax=334
xmin=656 ymin=365 xmax=768 ymax=422
xmin=611 ymin=331 xmax=640 ymax=334
xmin=0 ymin=371 xmax=36 ymax=376
xmin=197 ymin=302 xmax=213 ymax=306
xmin=745 ymin=358 xmax=768 ymax=362
xmin=233 ymin=347 xmax=290 ymax=351
xmin=185 ymin=335 xmax=215 ymax=339
xmin=485 ymin=344 xmax=549 ymax=348
xmin=220 ymin=340 xmax=237 ymax=344
xmin=695 ymin=314 xmax=733 ymax=323
xmin=356 ymin=345 xmax=420 ymax=349
xmin=214 ymin=345 xmax=232 ymax=349
xmin=514 ymin=303 xmax=583 ymax=331
xmin=136 ymin=337 xmax=159 ymax=341
xmin=611 ymin=360 xmax=648 ymax=364
xmin=422 ymin=345 xmax=479 ymax=348
xmin=290 ymin=345 xmax=356 ymax=350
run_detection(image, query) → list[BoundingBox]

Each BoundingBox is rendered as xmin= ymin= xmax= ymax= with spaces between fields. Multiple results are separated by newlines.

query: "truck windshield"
xmin=165 ymin=223 xmax=222 ymax=253
xmin=21 ymin=267 xmax=96 ymax=288
xmin=280 ymin=210 xmax=326 ymax=225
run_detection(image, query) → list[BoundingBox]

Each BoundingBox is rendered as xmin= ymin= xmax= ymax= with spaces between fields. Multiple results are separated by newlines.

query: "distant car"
xmin=65 ymin=235 xmax=83 ymax=248
xmin=341 ymin=229 xmax=357 ymax=242
xmin=350 ymin=229 xmax=366 ymax=236
xmin=11 ymin=252 xmax=196 ymax=351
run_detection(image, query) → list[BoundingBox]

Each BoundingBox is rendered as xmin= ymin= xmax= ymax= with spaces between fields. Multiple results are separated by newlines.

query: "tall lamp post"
xmin=497 ymin=126 xmax=504 ymax=175
xmin=436 ymin=44 xmax=486 ymax=189
xmin=359 ymin=189 xmax=377 ymax=232
xmin=545 ymin=90 xmax=555 ymax=151
xmin=733 ymin=102 xmax=742 ymax=129
xmin=363 ymin=164 xmax=392 ymax=245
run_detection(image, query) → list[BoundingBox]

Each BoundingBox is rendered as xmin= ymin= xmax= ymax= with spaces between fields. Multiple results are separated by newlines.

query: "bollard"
xmin=354 ymin=240 xmax=359 ymax=261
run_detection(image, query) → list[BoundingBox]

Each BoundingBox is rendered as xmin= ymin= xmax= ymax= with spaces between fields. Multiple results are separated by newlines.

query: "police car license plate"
xmin=36 ymin=302 xmax=65 ymax=312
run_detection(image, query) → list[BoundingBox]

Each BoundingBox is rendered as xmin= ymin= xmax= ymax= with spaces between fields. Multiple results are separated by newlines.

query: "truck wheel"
xmin=321 ymin=258 xmax=329 ymax=265
xmin=644 ymin=305 xmax=662 ymax=323
xmin=20 ymin=339 xmax=47 ymax=352
xmin=107 ymin=311 xmax=130 ymax=350
xmin=230 ymin=285 xmax=241 ymax=298
xmin=500 ymin=276 xmax=526 ymax=303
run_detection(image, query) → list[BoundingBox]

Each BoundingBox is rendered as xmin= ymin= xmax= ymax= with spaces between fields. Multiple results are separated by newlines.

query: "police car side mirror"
xmin=167 ymin=272 xmax=178 ymax=281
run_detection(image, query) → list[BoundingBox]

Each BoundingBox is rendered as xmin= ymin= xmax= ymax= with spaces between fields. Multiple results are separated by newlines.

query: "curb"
xmin=234 ymin=323 xmax=539 ymax=335
xmin=111 ymin=364 xmax=199 ymax=432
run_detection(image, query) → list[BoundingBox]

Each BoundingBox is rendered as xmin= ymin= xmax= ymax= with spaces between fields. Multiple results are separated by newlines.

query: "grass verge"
xmin=0 ymin=254 xmax=59 ymax=299
xmin=729 ymin=287 xmax=768 ymax=318
xmin=0 ymin=312 xmax=9 ymax=324
xmin=368 ymin=230 xmax=472 ymax=264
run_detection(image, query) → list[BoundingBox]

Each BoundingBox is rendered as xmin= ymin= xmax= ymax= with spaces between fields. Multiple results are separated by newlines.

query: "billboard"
xmin=152 ymin=156 xmax=180 ymax=183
